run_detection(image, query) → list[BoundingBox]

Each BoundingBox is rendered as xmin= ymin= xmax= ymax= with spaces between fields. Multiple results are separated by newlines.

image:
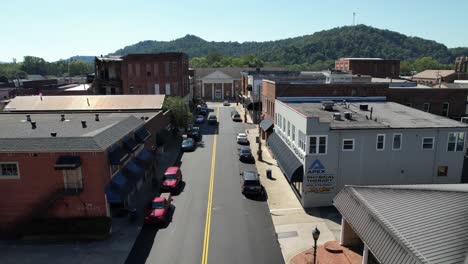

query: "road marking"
xmin=201 ymin=107 xmax=219 ymax=264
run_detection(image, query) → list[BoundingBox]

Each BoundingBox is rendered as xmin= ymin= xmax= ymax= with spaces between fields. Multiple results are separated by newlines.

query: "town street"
xmin=126 ymin=103 xmax=284 ymax=264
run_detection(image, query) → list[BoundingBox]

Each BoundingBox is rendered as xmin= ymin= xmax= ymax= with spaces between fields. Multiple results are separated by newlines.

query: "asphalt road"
xmin=126 ymin=103 xmax=283 ymax=264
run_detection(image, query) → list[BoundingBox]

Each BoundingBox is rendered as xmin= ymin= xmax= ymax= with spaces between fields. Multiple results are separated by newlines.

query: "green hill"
xmin=112 ymin=25 xmax=467 ymax=65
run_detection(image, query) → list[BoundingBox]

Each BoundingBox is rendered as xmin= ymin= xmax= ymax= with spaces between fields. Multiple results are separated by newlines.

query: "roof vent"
xmin=344 ymin=112 xmax=352 ymax=120
xmin=359 ymin=104 xmax=369 ymax=111
xmin=140 ymin=116 xmax=145 ymax=120
xmin=81 ymin=120 xmax=87 ymax=128
xmin=50 ymin=132 xmax=57 ymax=137
xmin=333 ymin=113 xmax=342 ymax=120
xmin=322 ymin=101 xmax=335 ymax=111
xmin=95 ymin=114 xmax=100 ymax=122
xmin=26 ymin=115 xmax=31 ymax=122
xmin=31 ymin=121 xmax=37 ymax=129
xmin=145 ymin=116 xmax=149 ymax=120
xmin=60 ymin=114 xmax=65 ymax=122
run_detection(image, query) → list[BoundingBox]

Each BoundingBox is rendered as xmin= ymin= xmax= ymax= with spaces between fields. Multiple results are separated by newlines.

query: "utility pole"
xmin=353 ymin=12 xmax=356 ymax=26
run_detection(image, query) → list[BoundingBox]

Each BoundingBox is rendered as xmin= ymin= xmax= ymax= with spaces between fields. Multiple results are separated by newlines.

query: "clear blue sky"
xmin=1 ymin=0 xmax=467 ymax=62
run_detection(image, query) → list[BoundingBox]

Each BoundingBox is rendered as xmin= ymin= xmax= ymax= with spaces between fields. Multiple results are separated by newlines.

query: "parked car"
xmin=195 ymin=115 xmax=204 ymax=123
xmin=181 ymin=138 xmax=195 ymax=151
xmin=223 ymin=100 xmax=230 ymax=106
xmin=199 ymin=107 xmax=207 ymax=115
xmin=237 ymin=133 xmax=249 ymax=144
xmin=144 ymin=193 xmax=172 ymax=226
xmin=240 ymin=171 xmax=264 ymax=196
xmin=161 ymin=166 xmax=183 ymax=193
xmin=231 ymin=111 xmax=242 ymax=122
xmin=239 ymin=146 xmax=254 ymax=163
xmin=208 ymin=114 xmax=217 ymax=125
xmin=187 ymin=126 xmax=202 ymax=142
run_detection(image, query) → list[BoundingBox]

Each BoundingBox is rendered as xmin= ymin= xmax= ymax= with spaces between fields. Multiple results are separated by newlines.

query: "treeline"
xmin=400 ymin=57 xmax=452 ymax=75
xmin=0 ymin=56 xmax=93 ymax=80
xmin=190 ymin=52 xmax=264 ymax=68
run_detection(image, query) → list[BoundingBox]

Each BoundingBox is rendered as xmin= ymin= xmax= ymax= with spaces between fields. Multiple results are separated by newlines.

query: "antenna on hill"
xmin=353 ymin=12 xmax=356 ymax=26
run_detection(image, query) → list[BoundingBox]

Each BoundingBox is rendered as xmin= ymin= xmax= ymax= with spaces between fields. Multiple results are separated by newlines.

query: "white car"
xmin=237 ymin=133 xmax=249 ymax=144
xmin=195 ymin=115 xmax=204 ymax=123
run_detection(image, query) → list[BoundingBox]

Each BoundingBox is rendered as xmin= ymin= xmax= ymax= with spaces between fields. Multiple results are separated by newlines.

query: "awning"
xmin=108 ymin=145 xmax=129 ymax=165
xmin=54 ymin=155 xmax=81 ymax=170
xmin=135 ymin=127 xmax=151 ymax=143
xmin=105 ymin=184 xmax=123 ymax=204
xmin=135 ymin=148 xmax=154 ymax=168
xmin=267 ymin=132 xmax=303 ymax=182
xmin=122 ymin=159 xmax=145 ymax=183
xmin=105 ymin=172 xmax=131 ymax=204
xmin=259 ymin=119 xmax=274 ymax=132
xmin=123 ymin=135 xmax=139 ymax=152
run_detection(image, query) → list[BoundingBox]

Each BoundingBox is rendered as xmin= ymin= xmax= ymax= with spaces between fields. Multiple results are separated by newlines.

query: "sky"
xmin=1 ymin=0 xmax=467 ymax=62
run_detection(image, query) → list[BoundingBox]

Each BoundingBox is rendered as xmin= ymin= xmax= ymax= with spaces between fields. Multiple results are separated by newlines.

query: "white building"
xmin=268 ymin=97 xmax=468 ymax=207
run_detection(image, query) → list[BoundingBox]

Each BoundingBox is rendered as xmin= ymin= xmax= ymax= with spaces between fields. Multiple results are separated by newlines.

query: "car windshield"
xmin=183 ymin=139 xmax=193 ymax=145
xmin=241 ymin=148 xmax=251 ymax=154
xmin=244 ymin=180 xmax=260 ymax=186
xmin=209 ymin=116 xmax=216 ymax=119
xmin=165 ymin=174 xmax=177 ymax=180
xmin=151 ymin=201 xmax=164 ymax=209
xmin=197 ymin=115 xmax=203 ymax=118
xmin=238 ymin=134 xmax=246 ymax=137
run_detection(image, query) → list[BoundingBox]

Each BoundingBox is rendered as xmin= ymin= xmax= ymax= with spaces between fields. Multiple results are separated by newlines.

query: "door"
xmin=154 ymin=84 xmax=160 ymax=94
xmin=215 ymin=88 xmax=222 ymax=100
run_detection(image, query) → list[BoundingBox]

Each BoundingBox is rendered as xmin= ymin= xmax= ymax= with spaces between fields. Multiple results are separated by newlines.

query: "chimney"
xmin=61 ymin=114 xmax=65 ymax=121
xmin=26 ymin=115 xmax=31 ymax=122
xmin=31 ymin=121 xmax=37 ymax=129
xmin=95 ymin=114 xmax=100 ymax=121
xmin=50 ymin=132 xmax=57 ymax=137
xmin=333 ymin=113 xmax=342 ymax=120
xmin=344 ymin=112 xmax=353 ymax=120
xmin=81 ymin=120 xmax=87 ymax=128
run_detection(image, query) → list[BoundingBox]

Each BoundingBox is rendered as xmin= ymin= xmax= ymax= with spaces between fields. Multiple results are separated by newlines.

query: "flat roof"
xmin=0 ymin=112 xmax=157 ymax=152
xmin=281 ymin=99 xmax=468 ymax=129
xmin=4 ymin=95 xmax=165 ymax=112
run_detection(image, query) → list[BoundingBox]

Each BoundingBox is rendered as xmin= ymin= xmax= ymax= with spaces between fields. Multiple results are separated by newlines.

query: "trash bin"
xmin=129 ymin=208 xmax=137 ymax=223
xmin=266 ymin=169 xmax=272 ymax=179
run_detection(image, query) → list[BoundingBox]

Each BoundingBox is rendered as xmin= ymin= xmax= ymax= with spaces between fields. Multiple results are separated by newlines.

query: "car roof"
xmin=238 ymin=133 xmax=247 ymax=136
xmin=183 ymin=138 xmax=193 ymax=142
xmin=152 ymin=197 xmax=165 ymax=202
xmin=165 ymin=166 xmax=180 ymax=175
xmin=208 ymin=115 xmax=217 ymax=118
xmin=242 ymin=171 xmax=259 ymax=181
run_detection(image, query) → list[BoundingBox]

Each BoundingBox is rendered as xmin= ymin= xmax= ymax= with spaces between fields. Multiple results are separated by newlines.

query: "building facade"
xmin=411 ymin=70 xmax=457 ymax=86
xmin=94 ymin=53 xmax=190 ymax=98
xmin=268 ymin=97 xmax=468 ymax=207
xmin=193 ymin=68 xmax=243 ymax=101
xmin=335 ymin=58 xmax=400 ymax=78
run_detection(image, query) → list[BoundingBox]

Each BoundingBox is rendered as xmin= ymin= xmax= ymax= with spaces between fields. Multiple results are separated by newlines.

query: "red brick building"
xmin=335 ymin=58 xmax=400 ymax=78
xmin=94 ymin=53 xmax=190 ymax=98
xmin=0 ymin=95 xmax=173 ymax=236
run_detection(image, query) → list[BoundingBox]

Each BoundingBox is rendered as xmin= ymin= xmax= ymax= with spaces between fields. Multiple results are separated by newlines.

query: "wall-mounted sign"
xmin=305 ymin=159 xmax=335 ymax=193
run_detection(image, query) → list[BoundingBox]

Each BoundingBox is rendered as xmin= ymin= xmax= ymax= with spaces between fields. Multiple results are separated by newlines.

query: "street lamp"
xmin=312 ymin=227 xmax=320 ymax=264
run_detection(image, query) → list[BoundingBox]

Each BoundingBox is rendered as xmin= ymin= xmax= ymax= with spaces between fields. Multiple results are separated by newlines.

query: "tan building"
xmin=411 ymin=70 xmax=457 ymax=86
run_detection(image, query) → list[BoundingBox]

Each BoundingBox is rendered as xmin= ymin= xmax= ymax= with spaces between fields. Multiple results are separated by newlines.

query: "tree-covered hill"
xmin=112 ymin=25 xmax=467 ymax=65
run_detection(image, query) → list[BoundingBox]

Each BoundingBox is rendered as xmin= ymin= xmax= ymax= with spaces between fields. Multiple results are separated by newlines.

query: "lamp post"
xmin=312 ymin=227 xmax=320 ymax=264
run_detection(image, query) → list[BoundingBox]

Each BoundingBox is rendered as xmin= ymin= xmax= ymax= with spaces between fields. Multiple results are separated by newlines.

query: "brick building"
xmin=335 ymin=58 xmax=400 ymax=78
xmin=94 ymin=53 xmax=190 ymax=98
xmin=193 ymin=68 xmax=244 ymax=101
xmin=0 ymin=95 xmax=173 ymax=236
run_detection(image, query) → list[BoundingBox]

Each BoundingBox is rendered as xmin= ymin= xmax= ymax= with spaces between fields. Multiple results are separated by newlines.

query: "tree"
xmin=411 ymin=57 xmax=451 ymax=73
xmin=163 ymin=96 xmax=192 ymax=129
xmin=21 ymin=56 xmax=47 ymax=75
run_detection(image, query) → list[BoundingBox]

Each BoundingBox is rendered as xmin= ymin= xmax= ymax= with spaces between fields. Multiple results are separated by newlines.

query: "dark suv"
xmin=240 ymin=171 xmax=264 ymax=196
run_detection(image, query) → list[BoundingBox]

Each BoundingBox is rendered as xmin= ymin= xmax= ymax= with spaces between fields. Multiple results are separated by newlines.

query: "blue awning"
xmin=267 ymin=132 xmax=304 ymax=183
xmin=136 ymin=148 xmax=154 ymax=167
xmin=122 ymin=159 xmax=145 ymax=183
xmin=108 ymin=145 xmax=129 ymax=165
xmin=105 ymin=171 xmax=132 ymax=204
xmin=105 ymin=184 xmax=124 ymax=204
xmin=135 ymin=127 xmax=151 ymax=143
xmin=123 ymin=135 xmax=139 ymax=152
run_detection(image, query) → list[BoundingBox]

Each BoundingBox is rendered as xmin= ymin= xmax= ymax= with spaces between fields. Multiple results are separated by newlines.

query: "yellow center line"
xmin=201 ymin=107 xmax=219 ymax=264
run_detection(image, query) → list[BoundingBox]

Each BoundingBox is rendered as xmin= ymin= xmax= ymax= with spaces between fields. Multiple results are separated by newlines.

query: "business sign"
xmin=305 ymin=159 xmax=335 ymax=193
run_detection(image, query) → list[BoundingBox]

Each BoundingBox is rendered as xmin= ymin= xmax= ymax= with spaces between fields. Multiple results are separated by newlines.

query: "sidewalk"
xmin=235 ymin=105 xmax=342 ymax=264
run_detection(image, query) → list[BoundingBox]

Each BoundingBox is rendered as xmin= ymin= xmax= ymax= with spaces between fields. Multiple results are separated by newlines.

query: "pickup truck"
xmin=144 ymin=193 xmax=173 ymax=226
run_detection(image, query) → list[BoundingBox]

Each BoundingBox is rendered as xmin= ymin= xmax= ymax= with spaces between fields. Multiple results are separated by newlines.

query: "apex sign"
xmin=308 ymin=159 xmax=325 ymax=174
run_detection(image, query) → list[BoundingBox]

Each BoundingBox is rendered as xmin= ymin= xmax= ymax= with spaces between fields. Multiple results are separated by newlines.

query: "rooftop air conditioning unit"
xmin=359 ymin=104 xmax=369 ymax=111
xmin=344 ymin=112 xmax=352 ymax=120
xmin=322 ymin=101 xmax=335 ymax=111
xmin=333 ymin=113 xmax=342 ymax=120
xmin=461 ymin=117 xmax=468 ymax=124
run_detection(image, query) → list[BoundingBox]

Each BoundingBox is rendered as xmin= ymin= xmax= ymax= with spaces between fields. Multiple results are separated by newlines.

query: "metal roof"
xmin=0 ymin=112 xmax=155 ymax=152
xmin=4 ymin=95 xmax=165 ymax=112
xmin=334 ymin=185 xmax=468 ymax=264
xmin=412 ymin=70 xmax=456 ymax=79
xmin=281 ymin=100 xmax=468 ymax=129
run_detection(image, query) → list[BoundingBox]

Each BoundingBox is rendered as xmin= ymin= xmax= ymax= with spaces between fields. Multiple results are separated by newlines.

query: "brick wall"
xmin=143 ymin=110 xmax=172 ymax=147
xmin=335 ymin=59 xmax=400 ymax=78
xmin=0 ymin=151 xmax=110 ymax=230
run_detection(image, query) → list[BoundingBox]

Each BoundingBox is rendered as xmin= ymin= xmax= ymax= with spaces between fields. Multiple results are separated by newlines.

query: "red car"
xmin=144 ymin=193 xmax=172 ymax=225
xmin=161 ymin=166 xmax=183 ymax=192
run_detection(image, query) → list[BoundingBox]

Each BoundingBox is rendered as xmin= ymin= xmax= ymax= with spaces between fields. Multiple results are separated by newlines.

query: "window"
xmin=0 ymin=162 xmax=20 ymax=179
xmin=128 ymin=64 xmax=133 ymax=76
xmin=287 ymin=121 xmax=291 ymax=137
xmin=437 ymin=166 xmax=448 ymax=176
xmin=442 ymin=102 xmax=450 ymax=117
xmin=423 ymin=103 xmax=430 ymax=112
xmin=309 ymin=136 xmax=327 ymax=155
xmin=392 ymin=134 xmax=402 ymax=150
xmin=275 ymin=113 xmax=278 ymax=125
xmin=63 ymin=169 xmax=83 ymax=190
xmin=292 ymin=125 xmax=296 ymax=142
xmin=376 ymin=134 xmax=385 ymax=150
xmin=129 ymin=86 xmax=134 ymax=94
xmin=298 ymin=130 xmax=306 ymax=151
xmin=422 ymin=137 xmax=434 ymax=150
xmin=342 ymin=139 xmax=355 ymax=151
xmin=135 ymin=63 xmax=140 ymax=77
xmin=448 ymin=132 xmax=465 ymax=152
xmin=282 ymin=117 xmax=286 ymax=131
